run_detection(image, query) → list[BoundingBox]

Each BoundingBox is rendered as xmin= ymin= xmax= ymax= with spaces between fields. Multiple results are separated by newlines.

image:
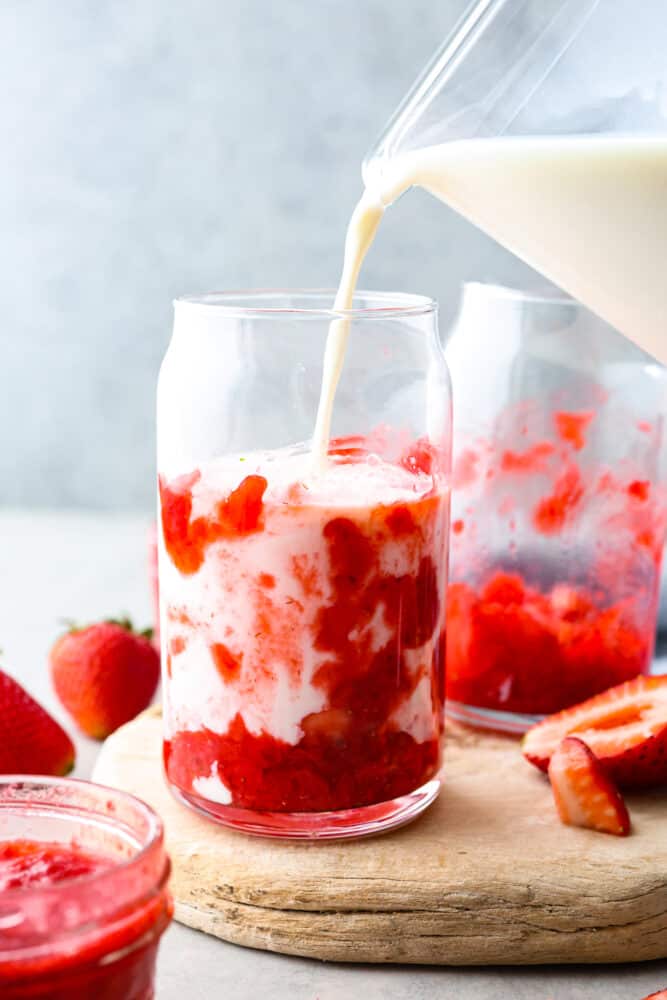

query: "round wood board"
xmin=92 ymin=706 xmax=667 ymax=966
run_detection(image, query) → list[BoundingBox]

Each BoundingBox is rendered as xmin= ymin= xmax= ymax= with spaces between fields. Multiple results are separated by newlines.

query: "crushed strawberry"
xmin=446 ymin=573 xmax=650 ymax=715
xmin=533 ymin=466 xmax=584 ymax=534
xmin=159 ymin=472 xmax=267 ymax=575
xmin=0 ymin=841 xmax=109 ymax=892
xmin=554 ymin=410 xmax=594 ymax=451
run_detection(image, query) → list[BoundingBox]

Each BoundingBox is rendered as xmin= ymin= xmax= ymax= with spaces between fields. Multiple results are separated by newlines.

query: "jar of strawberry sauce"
xmin=0 ymin=777 xmax=172 ymax=999
xmin=445 ymin=284 xmax=667 ymax=734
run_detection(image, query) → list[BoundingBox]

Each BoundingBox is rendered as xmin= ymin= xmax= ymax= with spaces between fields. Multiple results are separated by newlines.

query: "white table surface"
xmin=1 ymin=509 xmax=665 ymax=1000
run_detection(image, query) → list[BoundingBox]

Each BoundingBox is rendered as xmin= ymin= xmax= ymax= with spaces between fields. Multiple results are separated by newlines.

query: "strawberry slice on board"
xmin=548 ymin=736 xmax=630 ymax=836
xmin=0 ymin=669 xmax=75 ymax=776
xmin=640 ymin=991 xmax=667 ymax=999
xmin=523 ymin=675 xmax=667 ymax=790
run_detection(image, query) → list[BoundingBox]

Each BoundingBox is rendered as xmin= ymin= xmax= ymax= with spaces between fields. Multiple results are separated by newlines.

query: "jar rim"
xmin=174 ymin=288 xmax=437 ymax=319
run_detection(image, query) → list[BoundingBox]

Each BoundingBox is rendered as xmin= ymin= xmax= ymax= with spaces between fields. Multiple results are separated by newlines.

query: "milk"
xmin=381 ymin=136 xmax=667 ymax=364
xmin=312 ymin=134 xmax=667 ymax=464
xmin=311 ymin=191 xmax=385 ymax=467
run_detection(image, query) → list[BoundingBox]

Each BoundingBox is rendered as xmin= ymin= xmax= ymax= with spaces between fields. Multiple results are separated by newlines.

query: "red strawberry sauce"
xmin=160 ymin=442 xmax=448 ymax=815
xmin=160 ymin=470 xmax=267 ymax=575
xmin=0 ymin=840 xmax=108 ymax=891
xmin=446 ymin=573 xmax=651 ymax=715
xmin=0 ymin=797 xmax=171 ymax=1000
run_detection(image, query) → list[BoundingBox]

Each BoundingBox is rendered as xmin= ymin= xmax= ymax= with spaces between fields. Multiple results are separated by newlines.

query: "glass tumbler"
xmin=445 ymin=284 xmax=667 ymax=734
xmin=157 ymin=290 xmax=451 ymax=839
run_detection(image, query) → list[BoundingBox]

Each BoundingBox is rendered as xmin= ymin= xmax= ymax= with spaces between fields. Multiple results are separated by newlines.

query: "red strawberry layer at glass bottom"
xmin=164 ymin=714 xmax=442 ymax=815
xmin=0 ymin=840 xmax=172 ymax=1000
xmin=446 ymin=572 xmax=652 ymax=718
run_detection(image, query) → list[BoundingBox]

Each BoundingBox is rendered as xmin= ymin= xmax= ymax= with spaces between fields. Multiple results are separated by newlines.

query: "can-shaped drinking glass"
xmin=157 ymin=291 xmax=451 ymax=838
xmin=445 ymin=284 xmax=667 ymax=734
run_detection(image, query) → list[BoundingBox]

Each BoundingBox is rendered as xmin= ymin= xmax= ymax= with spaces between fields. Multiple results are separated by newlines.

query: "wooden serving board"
xmin=93 ymin=706 xmax=667 ymax=966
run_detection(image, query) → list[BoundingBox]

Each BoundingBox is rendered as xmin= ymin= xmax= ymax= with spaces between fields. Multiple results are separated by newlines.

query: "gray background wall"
xmin=1 ymin=0 xmax=538 ymax=511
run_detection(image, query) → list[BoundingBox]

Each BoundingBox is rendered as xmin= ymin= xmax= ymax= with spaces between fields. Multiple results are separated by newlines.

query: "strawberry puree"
xmin=0 ymin=840 xmax=171 ymax=1000
xmin=446 ymin=573 xmax=651 ymax=715
xmin=554 ymin=410 xmax=594 ymax=451
xmin=160 ymin=471 xmax=267 ymax=574
xmin=159 ymin=442 xmax=449 ymax=814
xmin=0 ymin=840 xmax=108 ymax=891
xmin=532 ymin=465 xmax=584 ymax=534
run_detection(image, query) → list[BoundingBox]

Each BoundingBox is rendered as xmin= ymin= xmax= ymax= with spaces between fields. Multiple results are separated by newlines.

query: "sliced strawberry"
xmin=0 ymin=669 xmax=75 ymax=775
xmin=523 ymin=675 xmax=667 ymax=789
xmin=548 ymin=737 xmax=630 ymax=836
xmin=641 ymin=991 xmax=667 ymax=999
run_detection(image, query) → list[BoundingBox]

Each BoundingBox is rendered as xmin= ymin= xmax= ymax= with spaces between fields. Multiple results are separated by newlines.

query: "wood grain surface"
xmin=93 ymin=706 xmax=667 ymax=965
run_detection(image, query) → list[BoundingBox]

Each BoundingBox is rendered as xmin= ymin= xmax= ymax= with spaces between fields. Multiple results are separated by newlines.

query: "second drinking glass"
xmin=157 ymin=291 xmax=451 ymax=839
xmin=445 ymin=284 xmax=667 ymax=734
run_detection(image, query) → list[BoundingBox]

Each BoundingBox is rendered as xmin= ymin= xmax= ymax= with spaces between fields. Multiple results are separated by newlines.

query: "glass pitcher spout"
xmin=363 ymin=0 xmax=602 ymax=187
xmin=361 ymin=0 xmax=667 ymax=365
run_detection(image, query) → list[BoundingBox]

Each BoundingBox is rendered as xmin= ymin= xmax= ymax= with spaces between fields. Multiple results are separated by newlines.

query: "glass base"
xmin=168 ymin=778 xmax=441 ymax=841
xmin=446 ymin=699 xmax=543 ymax=736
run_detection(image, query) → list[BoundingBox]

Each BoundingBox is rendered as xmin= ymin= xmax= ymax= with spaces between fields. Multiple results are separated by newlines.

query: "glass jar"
xmin=157 ymin=290 xmax=451 ymax=839
xmin=445 ymin=284 xmax=667 ymax=734
xmin=0 ymin=777 xmax=172 ymax=999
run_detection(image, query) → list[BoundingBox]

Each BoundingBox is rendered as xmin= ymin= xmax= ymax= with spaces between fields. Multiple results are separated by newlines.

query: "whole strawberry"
xmin=50 ymin=618 xmax=160 ymax=739
xmin=0 ymin=668 xmax=75 ymax=775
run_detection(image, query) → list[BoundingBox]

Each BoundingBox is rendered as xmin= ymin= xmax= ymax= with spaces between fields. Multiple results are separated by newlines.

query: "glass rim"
xmin=463 ymin=281 xmax=578 ymax=308
xmin=173 ymin=288 xmax=437 ymax=319
xmin=461 ymin=281 xmax=667 ymax=377
xmin=0 ymin=774 xmax=165 ymax=905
